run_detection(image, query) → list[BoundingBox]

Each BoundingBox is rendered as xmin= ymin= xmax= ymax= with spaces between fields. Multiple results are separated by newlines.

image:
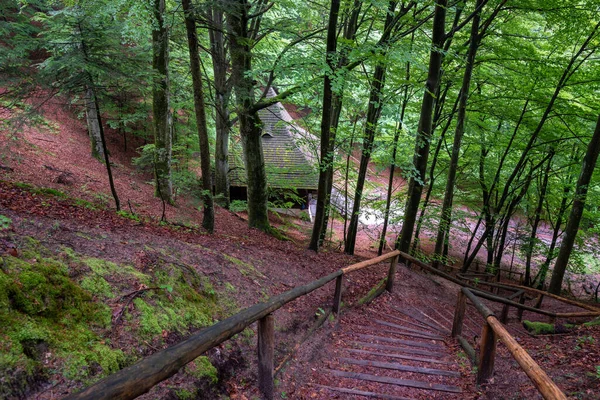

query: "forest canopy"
xmin=2 ymin=0 xmax=600 ymax=295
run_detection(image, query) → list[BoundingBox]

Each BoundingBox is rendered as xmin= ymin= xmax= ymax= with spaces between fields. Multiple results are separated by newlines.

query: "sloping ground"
xmin=0 ymin=180 xmax=363 ymax=398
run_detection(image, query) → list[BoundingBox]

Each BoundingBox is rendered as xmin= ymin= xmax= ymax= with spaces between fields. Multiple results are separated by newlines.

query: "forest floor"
xmin=0 ymin=98 xmax=599 ymax=399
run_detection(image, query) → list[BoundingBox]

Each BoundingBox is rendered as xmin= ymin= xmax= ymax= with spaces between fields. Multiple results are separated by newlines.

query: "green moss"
xmin=80 ymin=276 xmax=113 ymax=300
xmin=0 ymin=249 xmax=121 ymax=395
xmin=185 ymin=356 xmax=218 ymax=384
xmin=174 ymin=388 xmax=195 ymax=399
xmin=523 ymin=320 xmax=555 ymax=335
xmin=0 ymin=237 xmax=224 ymax=397
xmin=223 ymin=253 xmax=265 ymax=279
xmin=116 ymin=210 xmax=141 ymax=222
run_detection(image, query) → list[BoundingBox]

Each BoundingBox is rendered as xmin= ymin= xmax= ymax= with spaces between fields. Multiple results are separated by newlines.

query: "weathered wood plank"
xmin=374 ymin=311 xmax=435 ymax=333
xmin=357 ymin=324 xmax=444 ymax=341
xmin=339 ymin=357 xmax=461 ymax=377
xmin=357 ymin=334 xmax=444 ymax=350
xmin=374 ymin=319 xmax=445 ymax=340
xmin=326 ymin=369 xmax=462 ymax=393
xmin=392 ymin=306 xmax=449 ymax=334
xmin=313 ymin=384 xmax=416 ymax=400
xmin=350 ymin=341 xmax=449 ymax=359
xmin=346 ymin=348 xmax=453 ymax=365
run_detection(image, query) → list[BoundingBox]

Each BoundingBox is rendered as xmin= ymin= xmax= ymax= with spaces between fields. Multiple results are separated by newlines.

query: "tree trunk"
xmin=396 ymin=0 xmax=447 ymax=253
xmin=152 ymin=0 xmax=173 ymax=204
xmin=308 ymin=0 xmax=341 ymax=250
xmin=345 ymin=1 xmax=397 ymax=255
xmin=432 ymin=0 xmax=483 ymax=267
xmin=183 ymin=0 xmax=215 ymax=233
xmin=209 ymin=5 xmax=232 ymax=208
xmin=227 ymin=0 xmax=270 ymax=232
xmin=548 ymin=115 xmax=600 ymax=294
xmin=84 ymin=86 xmax=103 ymax=159
xmin=524 ymin=150 xmax=554 ymax=285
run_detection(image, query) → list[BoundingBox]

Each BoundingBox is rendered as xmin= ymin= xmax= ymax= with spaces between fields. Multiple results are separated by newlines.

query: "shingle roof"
xmin=229 ymin=89 xmax=318 ymax=190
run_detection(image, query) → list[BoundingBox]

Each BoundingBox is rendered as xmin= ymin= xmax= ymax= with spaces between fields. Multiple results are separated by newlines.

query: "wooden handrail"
xmin=66 ymin=251 xmax=401 ymax=400
xmin=454 ymin=288 xmax=567 ymax=400
xmin=341 ymin=250 xmax=400 ymax=273
xmin=399 ymin=251 xmax=600 ymax=318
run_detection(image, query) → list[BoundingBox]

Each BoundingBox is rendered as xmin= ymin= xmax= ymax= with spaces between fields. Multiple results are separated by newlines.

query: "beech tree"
xmin=548 ymin=116 xmax=600 ymax=294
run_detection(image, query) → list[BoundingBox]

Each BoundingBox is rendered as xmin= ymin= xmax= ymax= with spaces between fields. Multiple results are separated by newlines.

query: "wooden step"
xmin=339 ymin=357 xmax=461 ymax=377
xmin=356 ymin=325 xmax=444 ymax=341
xmin=356 ymin=333 xmax=444 ymax=350
xmin=325 ymin=369 xmax=462 ymax=393
xmin=312 ymin=384 xmax=416 ymax=400
xmin=392 ymin=306 xmax=450 ymax=334
xmin=345 ymin=348 xmax=453 ymax=365
xmin=374 ymin=319 xmax=446 ymax=340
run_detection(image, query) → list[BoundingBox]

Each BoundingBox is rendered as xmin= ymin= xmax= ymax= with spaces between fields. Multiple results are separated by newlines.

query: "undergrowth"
xmin=0 ymin=236 xmax=224 ymax=398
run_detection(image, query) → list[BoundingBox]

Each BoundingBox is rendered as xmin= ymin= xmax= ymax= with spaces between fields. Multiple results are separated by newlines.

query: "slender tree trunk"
xmin=534 ymin=183 xmax=571 ymax=289
xmin=209 ymin=5 xmax=232 ymax=208
xmin=548 ymin=115 xmax=600 ymax=294
xmin=152 ymin=0 xmax=173 ymax=204
xmin=183 ymin=0 xmax=215 ymax=233
xmin=378 ymin=105 xmax=406 ymax=256
xmin=524 ymin=150 xmax=554 ymax=285
xmin=432 ymin=0 xmax=483 ymax=267
xmin=345 ymin=1 xmax=397 ymax=255
xmin=93 ymin=92 xmax=120 ymax=211
xmin=308 ymin=0 xmax=341 ymax=250
xmin=84 ymin=86 xmax=103 ymax=159
xmin=493 ymin=173 xmax=532 ymax=273
xmin=396 ymin=0 xmax=447 ymax=253
xmin=343 ymin=120 xmax=358 ymax=244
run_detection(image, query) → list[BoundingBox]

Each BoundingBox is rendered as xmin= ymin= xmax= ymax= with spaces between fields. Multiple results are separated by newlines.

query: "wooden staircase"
xmin=312 ymin=304 xmax=467 ymax=399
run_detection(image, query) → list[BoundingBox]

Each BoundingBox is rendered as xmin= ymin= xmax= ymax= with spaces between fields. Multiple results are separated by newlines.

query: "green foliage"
xmin=229 ymin=200 xmax=248 ymax=213
xmin=0 ymin=215 xmax=11 ymax=230
xmin=116 ymin=210 xmax=141 ymax=222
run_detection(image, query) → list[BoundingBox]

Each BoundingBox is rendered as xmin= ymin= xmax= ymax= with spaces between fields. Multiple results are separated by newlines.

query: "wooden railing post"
xmin=258 ymin=314 xmax=274 ymax=400
xmin=477 ymin=320 xmax=498 ymax=384
xmin=517 ymin=292 xmax=526 ymax=322
xmin=385 ymin=255 xmax=399 ymax=292
xmin=452 ymin=290 xmax=466 ymax=337
xmin=333 ymin=275 xmax=343 ymax=314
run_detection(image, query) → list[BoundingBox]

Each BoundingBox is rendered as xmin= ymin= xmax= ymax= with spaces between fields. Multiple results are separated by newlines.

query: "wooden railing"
xmin=65 ymin=250 xmax=400 ymax=400
xmin=399 ymin=250 xmax=600 ymax=400
xmin=452 ymin=287 xmax=566 ymax=400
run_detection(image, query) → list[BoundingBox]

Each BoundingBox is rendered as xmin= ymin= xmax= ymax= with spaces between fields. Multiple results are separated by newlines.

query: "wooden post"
xmin=258 ymin=314 xmax=274 ymax=400
xmin=333 ymin=275 xmax=343 ymax=314
xmin=386 ymin=255 xmax=399 ymax=292
xmin=535 ymin=294 xmax=544 ymax=309
xmin=477 ymin=321 xmax=497 ymax=384
xmin=500 ymin=304 xmax=510 ymax=324
xmin=517 ymin=292 xmax=526 ymax=321
xmin=452 ymin=290 xmax=466 ymax=337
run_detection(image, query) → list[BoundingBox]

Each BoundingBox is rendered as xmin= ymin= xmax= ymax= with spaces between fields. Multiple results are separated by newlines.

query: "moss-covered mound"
xmin=0 ymin=237 xmax=223 ymax=399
